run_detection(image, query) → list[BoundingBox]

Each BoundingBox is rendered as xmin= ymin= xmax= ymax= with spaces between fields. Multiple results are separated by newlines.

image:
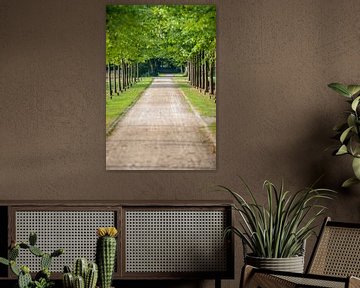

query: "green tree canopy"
xmin=106 ymin=5 xmax=216 ymax=66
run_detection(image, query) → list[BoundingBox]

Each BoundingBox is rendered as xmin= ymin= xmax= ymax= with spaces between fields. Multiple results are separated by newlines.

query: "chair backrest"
xmin=307 ymin=217 xmax=360 ymax=277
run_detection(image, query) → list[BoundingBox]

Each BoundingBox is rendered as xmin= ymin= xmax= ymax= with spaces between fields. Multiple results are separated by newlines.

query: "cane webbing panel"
xmin=248 ymin=273 xmax=297 ymax=288
xmin=309 ymin=226 xmax=360 ymax=277
xmin=277 ymin=275 xmax=345 ymax=288
xmin=15 ymin=211 xmax=115 ymax=272
xmin=125 ymin=210 xmax=227 ymax=273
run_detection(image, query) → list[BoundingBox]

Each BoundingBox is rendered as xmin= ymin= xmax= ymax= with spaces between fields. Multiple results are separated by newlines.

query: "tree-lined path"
xmin=106 ymin=76 xmax=215 ymax=170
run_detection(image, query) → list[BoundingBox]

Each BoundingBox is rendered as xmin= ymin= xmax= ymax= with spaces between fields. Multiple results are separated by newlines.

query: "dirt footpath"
xmin=106 ymin=76 xmax=216 ymax=170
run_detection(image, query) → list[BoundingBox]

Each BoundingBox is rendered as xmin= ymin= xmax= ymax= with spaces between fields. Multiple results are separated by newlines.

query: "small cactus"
xmin=62 ymin=259 xmax=98 ymax=288
xmin=63 ymin=272 xmax=74 ymax=288
xmin=96 ymin=227 xmax=118 ymax=288
xmin=85 ymin=263 xmax=98 ymax=288
xmin=74 ymin=258 xmax=88 ymax=279
xmin=74 ymin=275 xmax=85 ymax=288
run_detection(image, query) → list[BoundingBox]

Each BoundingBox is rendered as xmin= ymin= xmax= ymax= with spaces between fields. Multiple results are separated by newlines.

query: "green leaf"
xmin=10 ymin=261 xmax=20 ymax=276
xmin=342 ymin=177 xmax=360 ymax=188
xmin=352 ymin=157 xmax=360 ymax=179
xmin=336 ymin=144 xmax=348 ymax=155
xmin=349 ymin=135 xmax=360 ymax=156
xmin=328 ymin=83 xmax=351 ymax=97
xmin=0 ymin=257 xmax=9 ymax=266
xmin=340 ymin=126 xmax=353 ymax=143
xmin=347 ymin=114 xmax=356 ymax=128
xmin=351 ymin=96 xmax=360 ymax=111
xmin=347 ymin=85 xmax=360 ymax=97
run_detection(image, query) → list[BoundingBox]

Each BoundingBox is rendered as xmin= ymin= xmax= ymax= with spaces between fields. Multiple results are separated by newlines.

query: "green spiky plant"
xmin=0 ymin=232 xmax=63 ymax=288
xmin=96 ymin=227 xmax=118 ymax=288
xmin=62 ymin=258 xmax=98 ymax=288
xmin=220 ymin=179 xmax=335 ymax=258
xmin=328 ymin=83 xmax=360 ymax=187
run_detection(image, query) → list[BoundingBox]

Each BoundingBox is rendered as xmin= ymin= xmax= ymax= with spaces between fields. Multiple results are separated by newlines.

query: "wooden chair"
xmin=241 ymin=217 xmax=360 ymax=288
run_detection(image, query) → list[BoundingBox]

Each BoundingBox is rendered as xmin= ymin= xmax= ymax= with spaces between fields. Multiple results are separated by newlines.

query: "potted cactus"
xmin=0 ymin=232 xmax=63 ymax=288
xmin=96 ymin=227 xmax=118 ymax=288
xmin=62 ymin=258 xmax=98 ymax=288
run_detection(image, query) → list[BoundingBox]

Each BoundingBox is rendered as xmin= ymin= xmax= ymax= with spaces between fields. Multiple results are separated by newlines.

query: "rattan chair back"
xmin=307 ymin=217 xmax=360 ymax=278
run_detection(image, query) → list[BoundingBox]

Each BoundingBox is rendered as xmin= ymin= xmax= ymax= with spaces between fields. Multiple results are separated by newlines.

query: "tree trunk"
xmin=114 ymin=65 xmax=118 ymax=95
xmin=200 ymin=51 xmax=203 ymax=91
xmin=127 ymin=63 xmax=130 ymax=87
xmin=205 ymin=58 xmax=209 ymax=94
xmin=198 ymin=53 xmax=201 ymax=89
xmin=210 ymin=61 xmax=214 ymax=95
xmin=149 ymin=60 xmax=154 ymax=76
xmin=122 ymin=60 xmax=126 ymax=91
xmin=194 ymin=54 xmax=198 ymax=88
xmin=190 ymin=59 xmax=193 ymax=85
xmin=133 ymin=63 xmax=136 ymax=83
xmin=192 ymin=56 xmax=195 ymax=86
xmin=136 ymin=63 xmax=139 ymax=82
xmin=118 ymin=65 xmax=122 ymax=92
xmin=108 ymin=63 xmax=113 ymax=97
xmin=202 ymin=51 xmax=206 ymax=92
xmin=187 ymin=61 xmax=190 ymax=81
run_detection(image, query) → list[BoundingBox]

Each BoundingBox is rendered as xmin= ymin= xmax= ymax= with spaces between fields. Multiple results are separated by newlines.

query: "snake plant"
xmin=221 ymin=178 xmax=335 ymax=258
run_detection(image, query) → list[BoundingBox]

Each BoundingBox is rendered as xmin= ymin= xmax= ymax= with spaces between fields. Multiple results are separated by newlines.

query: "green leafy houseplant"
xmin=221 ymin=179 xmax=334 ymax=259
xmin=328 ymin=83 xmax=360 ymax=187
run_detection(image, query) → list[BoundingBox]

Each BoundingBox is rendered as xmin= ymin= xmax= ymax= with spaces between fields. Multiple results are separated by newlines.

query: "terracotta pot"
xmin=245 ymin=254 xmax=304 ymax=273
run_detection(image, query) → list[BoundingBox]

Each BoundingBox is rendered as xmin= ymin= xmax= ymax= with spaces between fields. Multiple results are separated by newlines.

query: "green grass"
xmin=106 ymin=77 xmax=153 ymax=131
xmin=174 ymin=76 xmax=216 ymax=134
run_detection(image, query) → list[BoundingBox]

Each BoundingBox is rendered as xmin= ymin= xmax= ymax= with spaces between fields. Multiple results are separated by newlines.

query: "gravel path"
xmin=106 ymin=76 xmax=216 ymax=170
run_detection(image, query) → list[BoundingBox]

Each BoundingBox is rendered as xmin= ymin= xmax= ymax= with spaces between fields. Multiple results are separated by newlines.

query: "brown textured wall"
xmin=1 ymin=0 xmax=360 ymax=287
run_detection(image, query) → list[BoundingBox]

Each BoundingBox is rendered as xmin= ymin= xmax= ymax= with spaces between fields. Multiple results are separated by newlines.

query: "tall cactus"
xmin=96 ymin=227 xmax=118 ymax=288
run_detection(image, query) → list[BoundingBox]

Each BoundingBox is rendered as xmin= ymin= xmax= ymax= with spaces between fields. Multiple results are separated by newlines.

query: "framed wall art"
xmin=105 ymin=5 xmax=216 ymax=170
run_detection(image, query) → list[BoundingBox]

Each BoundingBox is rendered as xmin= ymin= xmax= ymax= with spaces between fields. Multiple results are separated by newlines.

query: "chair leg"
xmin=240 ymin=265 xmax=255 ymax=288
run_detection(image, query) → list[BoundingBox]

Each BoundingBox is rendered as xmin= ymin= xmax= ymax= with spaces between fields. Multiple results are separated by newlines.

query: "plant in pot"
xmin=328 ymin=83 xmax=360 ymax=187
xmin=0 ymin=232 xmax=64 ymax=288
xmin=221 ymin=179 xmax=334 ymax=273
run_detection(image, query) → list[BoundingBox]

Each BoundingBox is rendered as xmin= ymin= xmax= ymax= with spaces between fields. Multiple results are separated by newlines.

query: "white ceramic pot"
xmin=245 ymin=254 xmax=305 ymax=273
